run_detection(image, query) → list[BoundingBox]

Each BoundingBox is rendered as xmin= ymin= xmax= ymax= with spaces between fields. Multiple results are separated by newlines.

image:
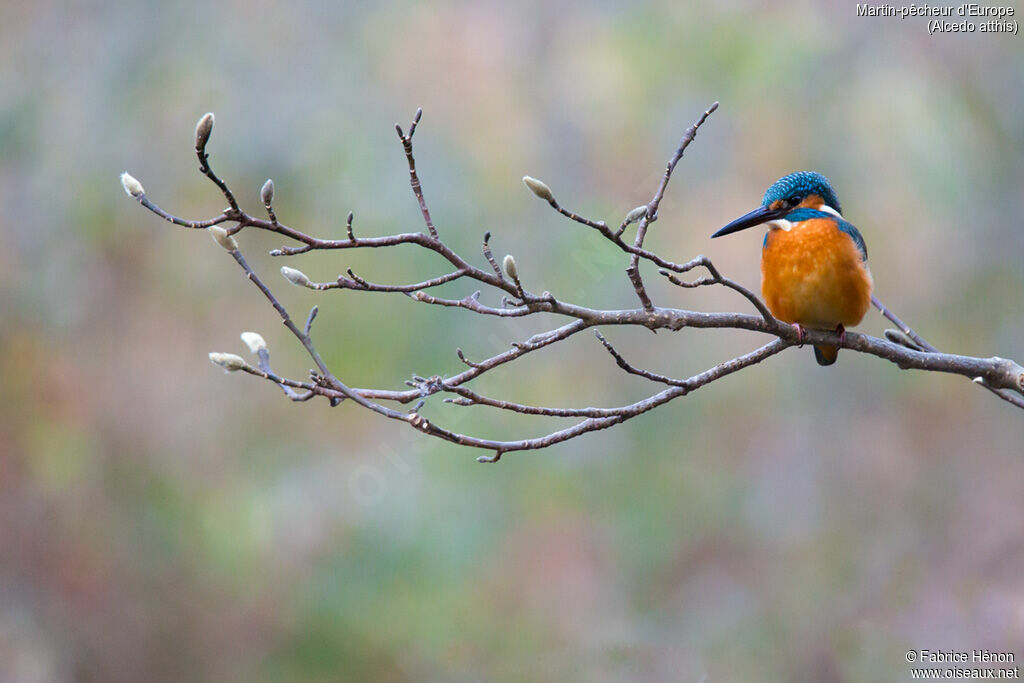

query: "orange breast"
xmin=761 ymin=218 xmax=873 ymax=329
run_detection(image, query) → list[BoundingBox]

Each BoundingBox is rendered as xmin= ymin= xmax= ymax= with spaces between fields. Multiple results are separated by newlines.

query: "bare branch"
xmin=626 ymin=101 xmax=719 ymax=311
xmin=481 ymin=232 xmax=503 ymax=279
xmin=331 ymin=268 xmax=466 ymax=293
xmin=193 ymin=113 xmax=240 ymax=212
xmin=871 ymin=295 xmax=1024 ymax=409
xmin=132 ymin=191 xmax=230 ymax=229
xmin=659 ymin=255 xmax=776 ymax=325
xmin=345 ymin=211 xmax=355 ymax=241
xmin=122 ymin=105 xmax=1024 ymax=462
xmin=396 ymin=108 xmax=438 ymax=239
xmin=647 ymin=101 xmax=719 ymax=222
xmin=303 ymin=305 xmax=319 ymax=337
xmin=594 ymin=330 xmax=690 ymax=386
xmin=871 ymin=294 xmax=936 ymax=352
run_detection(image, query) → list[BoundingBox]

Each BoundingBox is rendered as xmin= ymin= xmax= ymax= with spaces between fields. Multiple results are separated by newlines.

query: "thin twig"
xmin=136 ymin=195 xmax=229 ymax=229
xmin=396 ymin=108 xmax=438 ymax=239
xmin=871 ymin=294 xmax=936 ymax=352
xmin=659 ymin=255 xmax=776 ymax=326
xmin=872 ymin=294 xmax=1024 ymax=409
xmin=626 ymin=101 xmax=720 ymax=311
xmin=196 ymin=138 xmax=239 ymax=213
xmin=304 ymin=305 xmax=319 ymax=337
xmin=594 ymin=330 xmax=693 ymax=386
xmin=482 ymin=232 xmax=503 ymax=279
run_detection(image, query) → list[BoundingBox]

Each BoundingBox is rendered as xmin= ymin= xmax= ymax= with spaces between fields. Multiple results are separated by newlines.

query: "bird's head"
xmin=712 ymin=171 xmax=842 ymax=238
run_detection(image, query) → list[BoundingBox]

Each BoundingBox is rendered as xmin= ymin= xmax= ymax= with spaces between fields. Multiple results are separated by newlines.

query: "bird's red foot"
xmin=834 ymin=324 xmax=846 ymax=345
xmin=792 ymin=323 xmax=806 ymax=347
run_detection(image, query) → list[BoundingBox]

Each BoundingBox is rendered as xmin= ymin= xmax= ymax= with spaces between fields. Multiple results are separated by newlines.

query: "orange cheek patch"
xmin=799 ymin=194 xmax=824 ymax=210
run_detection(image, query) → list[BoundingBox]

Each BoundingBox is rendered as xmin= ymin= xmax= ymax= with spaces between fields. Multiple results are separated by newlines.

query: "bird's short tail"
xmin=814 ymin=344 xmax=838 ymax=366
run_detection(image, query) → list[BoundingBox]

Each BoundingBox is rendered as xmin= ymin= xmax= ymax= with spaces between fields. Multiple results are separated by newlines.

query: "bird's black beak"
xmin=711 ymin=205 xmax=785 ymax=238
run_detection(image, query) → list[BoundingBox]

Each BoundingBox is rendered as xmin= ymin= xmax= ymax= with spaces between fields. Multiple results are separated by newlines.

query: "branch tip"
xmin=240 ymin=332 xmax=267 ymax=353
xmin=502 ymin=254 xmax=518 ymax=281
xmin=884 ymin=328 xmax=925 ymax=352
xmin=261 ymin=178 xmax=275 ymax=205
xmin=624 ymin=205 xmax=648 ymax=226
xmin=208 ymin=225 xmax=238 ymax=252
xmin=195 ymin=112 xmax=214 ymax=152
xmin=304 ymin=305 xmax=319 ymax=336
xmin=281 ymin=266 xmax=312 ymax=288
xmin=120 ymin=172 xmax=145 ymax=198
xmin=522 ymin=176 xmax=554 ymax=202
xmin=209 ymin=351 xmax=246 ymax=372
xmin=456 ymin=347 xmax=483 ymax=368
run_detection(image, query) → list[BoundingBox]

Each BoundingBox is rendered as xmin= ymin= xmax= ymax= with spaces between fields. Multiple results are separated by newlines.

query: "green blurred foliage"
xmin=1 ymin=1 xmax=1023 ymax=681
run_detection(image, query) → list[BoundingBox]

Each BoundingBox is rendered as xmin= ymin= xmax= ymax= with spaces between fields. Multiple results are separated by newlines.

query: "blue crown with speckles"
xmin=763 ymin=171 xmax=841 ymax=214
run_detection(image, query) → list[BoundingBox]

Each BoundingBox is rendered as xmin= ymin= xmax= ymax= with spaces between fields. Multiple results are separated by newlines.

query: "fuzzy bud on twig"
xmin=195 ymin=112 xmax=215 ymax=151
xmin=208 ymin=226 xmax=238 ymax=252
xmin=240 ymin=332 xmax=267 ymax=353
xmin=502 ymin=254 xmax=518 ymax=281
xmin=260 ymin=178 xmax=274 ymax=205
xmin=522 ymin=176 xmax=554 ymax=202
xmin=120 ymin=172 xmax=145 ymax=198
xmin=625 ymin=205 xmax=648 ymax=225
xmin=884 ymin=328 xmax=924 ymax=352
xmin=208 ymin=352 xmax=246 ymax=372
xmin=281 ymin=266 xmax=312 ymax=288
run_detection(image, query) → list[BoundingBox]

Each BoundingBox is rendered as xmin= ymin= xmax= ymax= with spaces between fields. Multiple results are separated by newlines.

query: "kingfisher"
xmin=711 ymin=171 xmax=872 ymax=366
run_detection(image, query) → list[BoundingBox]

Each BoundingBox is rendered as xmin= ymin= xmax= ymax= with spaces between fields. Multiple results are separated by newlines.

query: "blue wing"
xmin=836 ymin=218 xmax=868 ymax=262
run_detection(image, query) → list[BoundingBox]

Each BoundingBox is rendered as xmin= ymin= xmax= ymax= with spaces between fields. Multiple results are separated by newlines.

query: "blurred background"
xmin=2 ymin=1 xmax=1023 ymax=681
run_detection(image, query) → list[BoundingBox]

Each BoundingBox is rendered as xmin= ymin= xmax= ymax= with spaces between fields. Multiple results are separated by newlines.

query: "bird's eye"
xmin=788 ymin=195 xmax=802 ymax=207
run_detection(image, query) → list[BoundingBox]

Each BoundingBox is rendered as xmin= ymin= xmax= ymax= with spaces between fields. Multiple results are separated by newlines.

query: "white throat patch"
xmin=769 ymin=204 xmax=843 ymax=232
xmin=768 ymin=218 xmax=794 ymax=231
